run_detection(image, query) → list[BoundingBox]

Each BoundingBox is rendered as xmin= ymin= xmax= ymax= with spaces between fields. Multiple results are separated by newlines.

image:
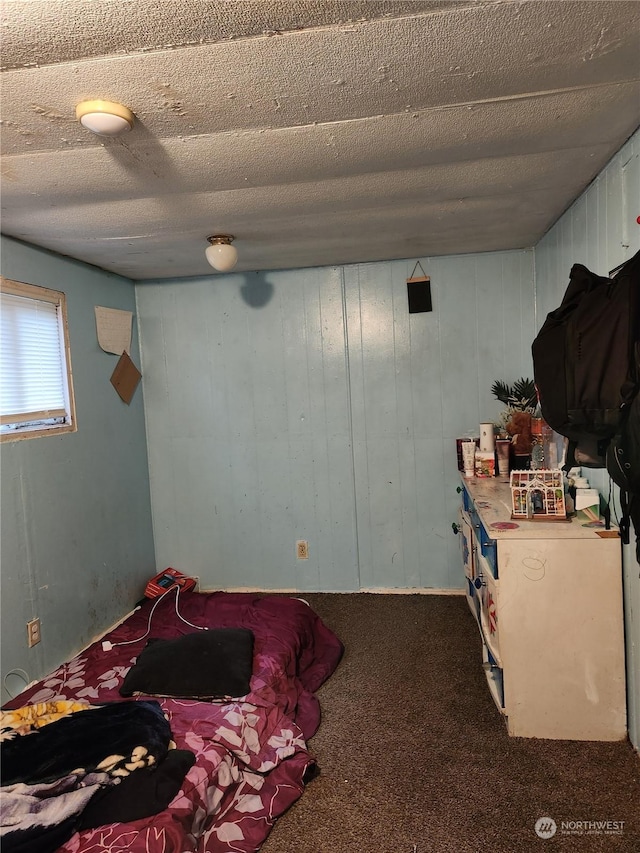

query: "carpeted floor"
xmin=261 ymin=593 xmax=639 ymax=853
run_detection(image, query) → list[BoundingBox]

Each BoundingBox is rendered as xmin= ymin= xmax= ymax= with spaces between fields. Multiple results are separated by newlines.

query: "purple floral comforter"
xmin=4 ymin=591 xmax=343 ymax=853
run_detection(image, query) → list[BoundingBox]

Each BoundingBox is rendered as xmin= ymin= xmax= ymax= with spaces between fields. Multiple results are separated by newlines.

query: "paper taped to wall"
xmin=95 ymin=306 xmax=132 ymax=355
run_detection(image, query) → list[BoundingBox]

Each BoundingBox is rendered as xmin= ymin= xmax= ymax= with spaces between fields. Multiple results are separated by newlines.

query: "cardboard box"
xmin=475 ymin=450 xmax=495 ymax=478
xmin=575 ymin=488 xmax=600 ymax=523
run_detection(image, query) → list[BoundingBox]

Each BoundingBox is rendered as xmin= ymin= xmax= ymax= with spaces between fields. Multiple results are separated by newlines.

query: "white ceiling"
xmin=2 ymin=0 xmax=639 ymax=281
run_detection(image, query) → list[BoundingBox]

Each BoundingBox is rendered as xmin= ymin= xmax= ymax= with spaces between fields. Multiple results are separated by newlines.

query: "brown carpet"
xmin=261 ymin=593 xmax=639 ymax=853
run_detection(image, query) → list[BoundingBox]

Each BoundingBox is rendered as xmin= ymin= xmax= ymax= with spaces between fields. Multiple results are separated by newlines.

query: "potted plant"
xmin=491 ymin=377 xmax=539 ymax=464
xmin=491 ymin=377 xmax=538 ymax=416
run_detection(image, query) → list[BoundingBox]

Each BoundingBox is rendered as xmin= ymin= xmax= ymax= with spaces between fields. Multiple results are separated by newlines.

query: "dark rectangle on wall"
xmin=407 ymin=277 xmax=432 ymax=313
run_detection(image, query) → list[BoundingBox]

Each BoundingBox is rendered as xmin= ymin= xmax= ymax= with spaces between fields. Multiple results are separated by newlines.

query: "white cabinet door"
xmin=458 ymin=508 xmax=478 ymax=623
xmin=477 ymin=549 xmax=501 ymax=668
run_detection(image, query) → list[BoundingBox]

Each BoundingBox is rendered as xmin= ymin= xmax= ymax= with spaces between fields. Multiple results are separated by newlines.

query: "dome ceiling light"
xmin=75 ymin=100 xmax=135 ymax=136
xmin=205 ymin=235 xmax=238 ymax=272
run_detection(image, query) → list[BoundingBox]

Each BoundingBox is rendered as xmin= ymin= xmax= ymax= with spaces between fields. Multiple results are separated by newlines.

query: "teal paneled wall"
xmin=0 ymin=236 xmax=155 ymax=702
xmin=137 ymin=268 xmax=359 ymax=592
xmin=137 ymin=249 xmax=534 ymax=591
xmin=534 ymin=128 xmax=640 ymax=749
xmin=346 ymin=253 xmax=534 ymax=590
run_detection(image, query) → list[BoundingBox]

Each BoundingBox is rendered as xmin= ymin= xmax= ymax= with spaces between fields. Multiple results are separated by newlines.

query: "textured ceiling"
xmin=1 ymin=0 xmax=639 ymax=281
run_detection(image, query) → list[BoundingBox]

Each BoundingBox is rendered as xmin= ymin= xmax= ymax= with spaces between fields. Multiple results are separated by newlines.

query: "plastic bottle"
xmin=531 ymin=438 xmax=544 ymax=470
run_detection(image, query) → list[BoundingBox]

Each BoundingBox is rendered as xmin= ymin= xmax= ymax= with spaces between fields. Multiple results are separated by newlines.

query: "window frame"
xmin=1 ymin=276 xmax=77 ymax=442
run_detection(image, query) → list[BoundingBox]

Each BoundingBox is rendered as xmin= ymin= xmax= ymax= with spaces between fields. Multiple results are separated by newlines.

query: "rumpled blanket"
xmin=0 ymin=700 xmax=174 ymax=853
xmin=2 ymin=592 xmax=345 ymax=853
xmin=1 ymin=771 xmax=113 ymax=853
xmin=0 ymin=700 xmax=95 ymax=739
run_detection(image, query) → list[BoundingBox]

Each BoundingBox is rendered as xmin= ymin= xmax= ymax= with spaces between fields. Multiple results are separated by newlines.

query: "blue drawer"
xmin=466 ymin=577 xmax=480 ymax=624
xmin=462 ymin=483 xmax=498 ymax=578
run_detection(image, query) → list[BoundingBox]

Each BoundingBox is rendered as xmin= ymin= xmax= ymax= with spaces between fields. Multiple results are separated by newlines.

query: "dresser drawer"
xmin=468 ymin=506 xmax=498 ymax=578
xmin=476 ymin=550 xmax=501 ymax=666
xmin=461 ymin=483 xmax=498 ymax=577
xmin=482 ymin=643 xmax=505 ymax=712
xmin=465 ymin=577 xmax=480 ymax=624
xmin=457 ymin=508 xmax=475 ymax=582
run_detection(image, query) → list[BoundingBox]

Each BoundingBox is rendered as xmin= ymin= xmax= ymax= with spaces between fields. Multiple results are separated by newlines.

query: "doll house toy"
xmin=510 ymin=470 xmax=567 ymax=520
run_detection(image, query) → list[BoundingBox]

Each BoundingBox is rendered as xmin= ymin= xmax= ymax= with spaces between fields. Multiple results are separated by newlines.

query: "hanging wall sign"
xmin=110 ymin=350 xmax=142 ymax=404
xmin=95 ymin=306 xmax=133 ymax=354
xmin=407 ymin=261 xmax=432 ymax=313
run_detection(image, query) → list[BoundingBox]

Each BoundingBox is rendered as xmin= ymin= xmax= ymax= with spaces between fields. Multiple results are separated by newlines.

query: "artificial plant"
xmin=491 ymin=377 xmax=538 ymax=413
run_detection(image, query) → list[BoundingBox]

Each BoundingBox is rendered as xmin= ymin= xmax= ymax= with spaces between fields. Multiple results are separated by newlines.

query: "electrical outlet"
xmin=296 ymin=540 xmax=309 ymax=560
xmin=27 ymin=618 xmax=41 ymax=647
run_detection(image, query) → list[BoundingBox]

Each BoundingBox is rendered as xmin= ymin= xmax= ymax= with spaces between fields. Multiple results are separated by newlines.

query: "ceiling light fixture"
xmin=205 ymin=235 xmax=238 ymax=272
xmin=75 ymin=100 xmax=135 ymax=136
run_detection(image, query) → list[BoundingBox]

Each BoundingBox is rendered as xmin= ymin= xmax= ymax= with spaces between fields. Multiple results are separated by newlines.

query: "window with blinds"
xmin=1 ymin=278 xmax=76 ymax=440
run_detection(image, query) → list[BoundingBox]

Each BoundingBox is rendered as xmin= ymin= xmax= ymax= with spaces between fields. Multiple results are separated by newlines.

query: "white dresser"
xmin=456 ymin=475 xmax=626 ymax=741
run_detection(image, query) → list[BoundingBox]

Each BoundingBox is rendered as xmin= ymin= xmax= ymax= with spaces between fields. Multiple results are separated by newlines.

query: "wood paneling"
xmin=138 ymin=249 xmax=534 ymax=592
xmin=534 ymin=128 xmax=640 ymax=750
xmin=138 ymin=269 xmax=359 ymax=592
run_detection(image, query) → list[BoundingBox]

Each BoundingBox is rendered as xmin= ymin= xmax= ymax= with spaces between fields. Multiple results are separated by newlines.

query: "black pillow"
xmin=119 ymin=629 xmax=254 ymax=699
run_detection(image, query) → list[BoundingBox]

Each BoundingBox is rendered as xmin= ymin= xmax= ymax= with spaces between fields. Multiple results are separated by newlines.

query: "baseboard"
xmin=360 ymin=587 xmax=465 ymax=595
xmin=85 ymin=606 xmax=140 ymax=650
xmin=216 ymin=587 xmax=300 ymax=594
xmin=208 ymin=586 xmax=465 ymax=596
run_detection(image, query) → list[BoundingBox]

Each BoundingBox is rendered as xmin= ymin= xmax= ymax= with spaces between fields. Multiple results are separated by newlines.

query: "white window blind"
xmin=0 ymin=279 xmax=75 ymax=438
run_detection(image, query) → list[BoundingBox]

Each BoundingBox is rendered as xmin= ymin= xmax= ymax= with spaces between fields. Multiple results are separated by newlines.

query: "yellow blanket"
xmin=0 ymin=699 xmax=94 ymax=739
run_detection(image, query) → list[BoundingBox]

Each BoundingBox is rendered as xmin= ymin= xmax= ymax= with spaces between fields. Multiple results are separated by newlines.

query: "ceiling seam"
xmin=2 ymin=79 xmax=637 ymax=158
xmin=3 ymin=0 xmax=612 ymax=73
xmin=0 ymin=2 xmax=518 ymax=73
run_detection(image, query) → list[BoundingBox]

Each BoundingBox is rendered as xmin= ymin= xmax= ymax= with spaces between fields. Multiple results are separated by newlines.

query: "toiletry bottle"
xmin=531 ymin=436 xmax=544 ymax=469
